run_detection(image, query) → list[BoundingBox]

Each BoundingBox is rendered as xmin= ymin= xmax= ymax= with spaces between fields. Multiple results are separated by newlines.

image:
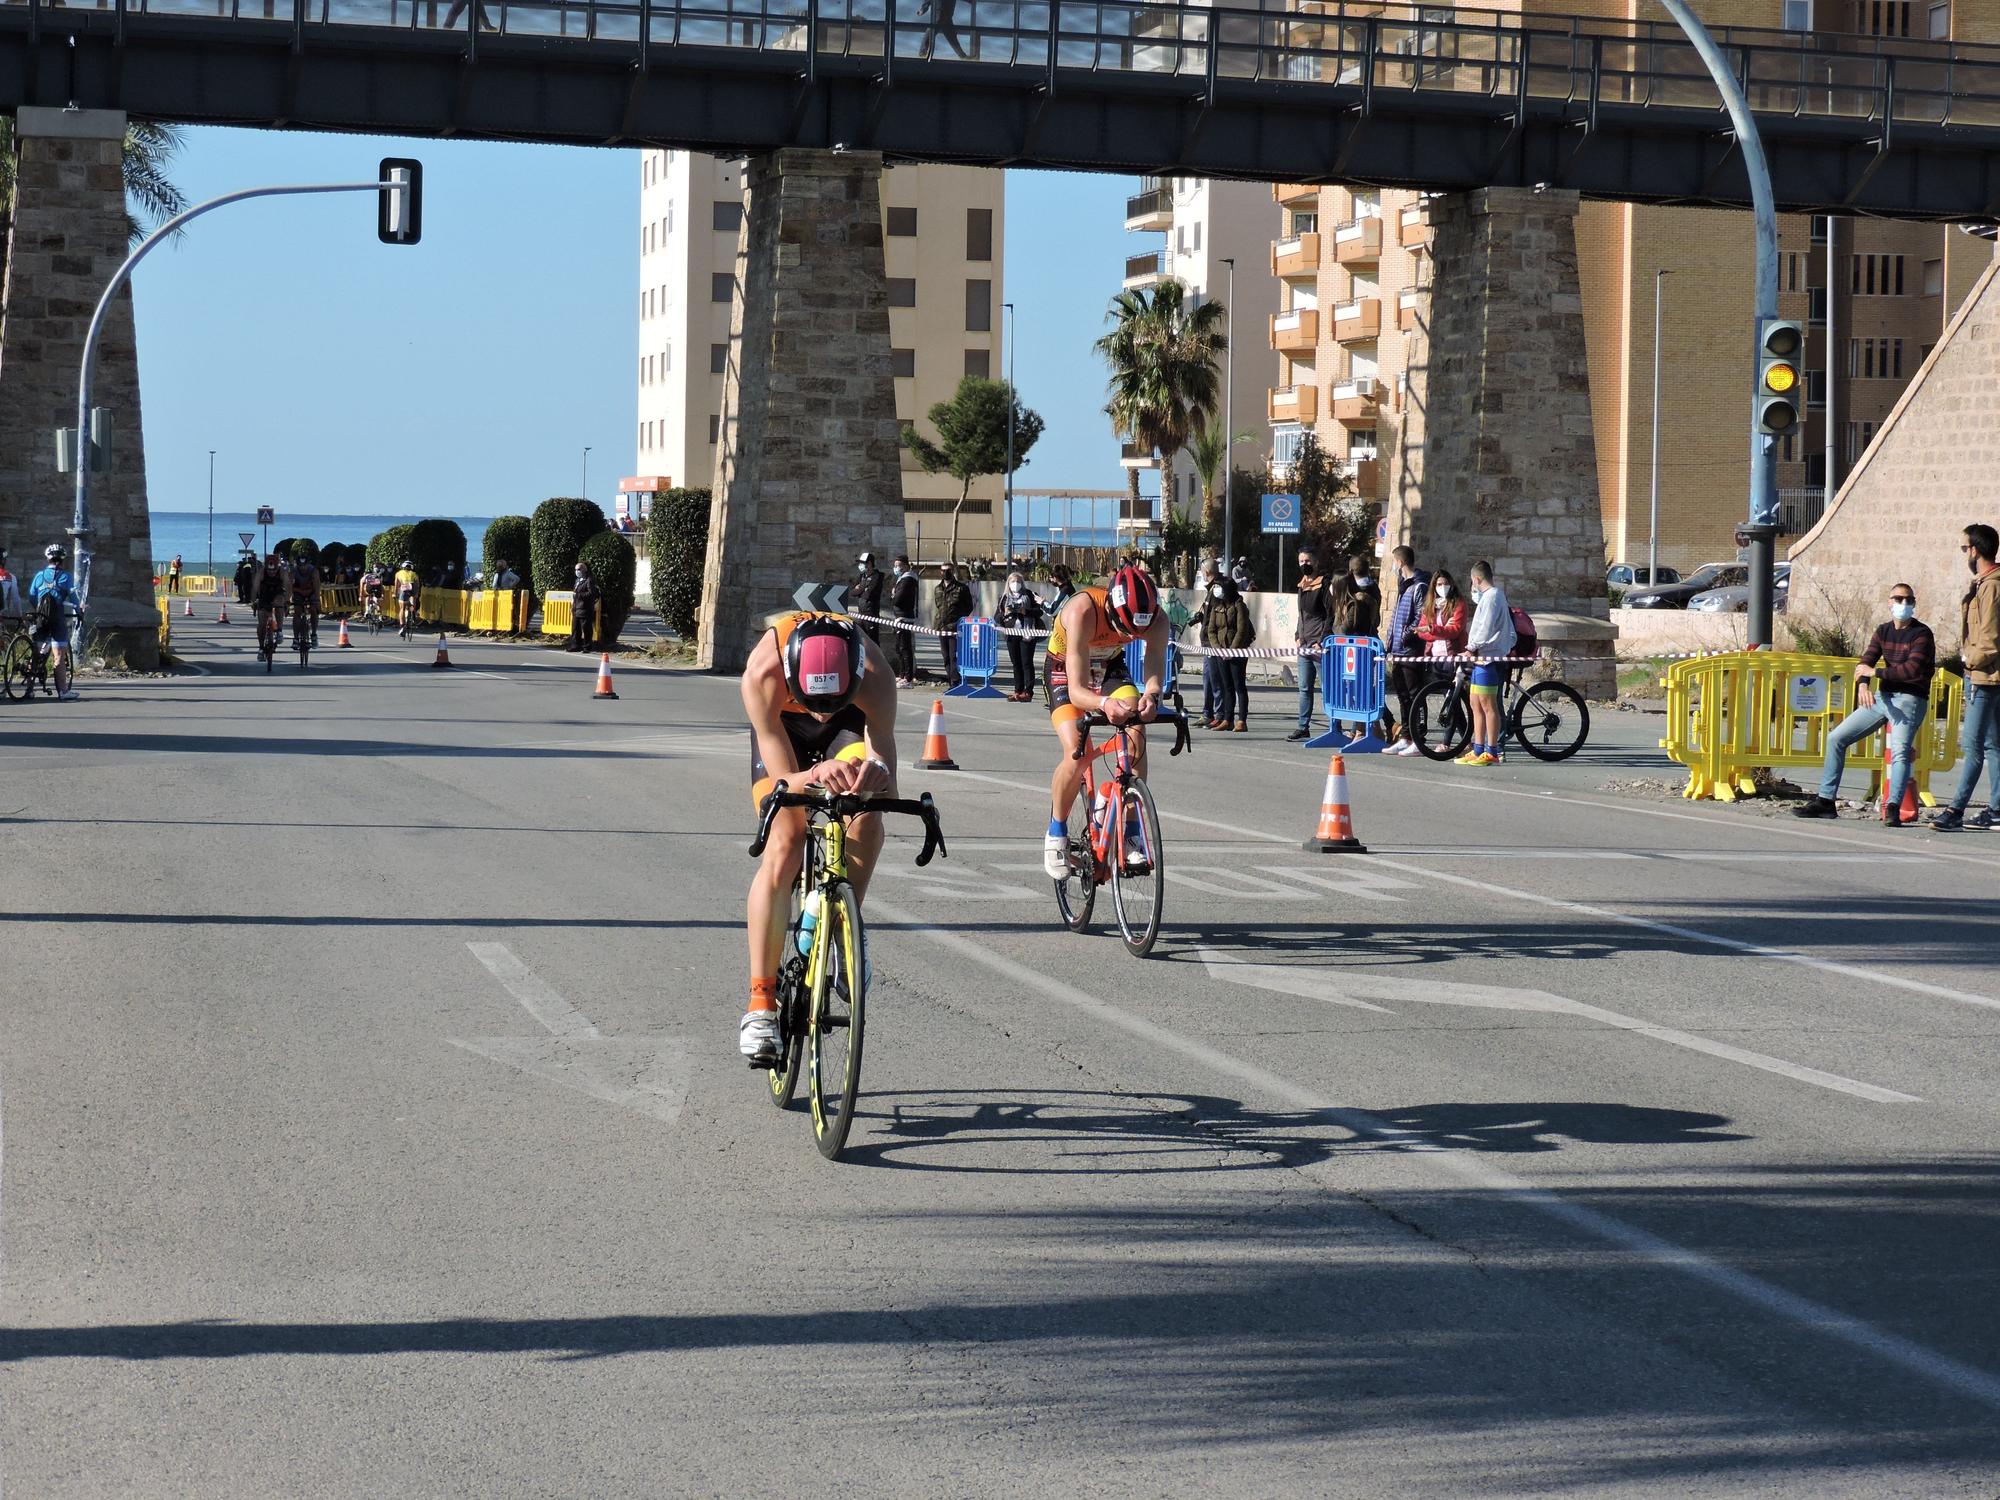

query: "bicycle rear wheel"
xmin=808 ymin=883 xmax=866 ymax=1160
xmin=0 ymin=635 xmax=32 ymax=701
xmin=1110 ymin=778 xmax=1166 ymax=957
xmin=1410 ymin=679 xmax=1472 ymax=761
xmin=1513 ymin=680 xmax=1590 ymax=762
xmin=1052 ymin=794 xmax=1097 ymax=933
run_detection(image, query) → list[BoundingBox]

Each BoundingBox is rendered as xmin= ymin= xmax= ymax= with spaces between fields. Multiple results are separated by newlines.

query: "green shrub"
xmin=368 ymin=524 xmax=416 ymax=574
xmin=1785 ymin=618 xmax=1859 ymax=657
xmin=530 ymin=497 xmax=607 ymax=597
xmin=318 ymin=542 xmax=346 ymax=575
xmin=272 ymin=536 xmax=297 ymax=562
xmin=483 ymin=515 xmax=533 ymax=592
xmin=287 ymin=537 xmax=319 ymax=568
xmin=407 ymin=518 xmax=467 ymax=586
xmin=579 ymin=530 xmax=637 ymax=645
xmin=647 ymin=487 xmax=711 ymax=642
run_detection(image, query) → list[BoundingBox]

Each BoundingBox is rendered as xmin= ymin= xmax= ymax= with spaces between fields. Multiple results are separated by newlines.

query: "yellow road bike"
xmin=749 ymin=784 xmax=947 ymax=1159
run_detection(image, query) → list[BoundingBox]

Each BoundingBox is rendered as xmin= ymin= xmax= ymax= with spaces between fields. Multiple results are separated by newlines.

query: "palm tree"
xmin=1187 ymin=421 xmax=1256 ymax=532
xmin=0 ymin=118 xmax=190 ymax=288
xmin=1094 ymin=279 xmax=1228 ymax=530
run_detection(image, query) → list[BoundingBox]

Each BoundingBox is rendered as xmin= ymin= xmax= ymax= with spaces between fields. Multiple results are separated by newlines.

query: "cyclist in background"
xmin=739 ymin=611 xmax=899 ymax=1064
xmin=253 ymin=554 xmax=289 ymax=652
xmin=290 ymin=551 xmax=321 ymax=647
xmin=28 ymin=544 xmax=82 ymax=699
xmin=1041 ymin=563 xmax=1169 ymax=879
xmin=394 ymin=559 xmax=421 ymax=632
xmin=360 ymin=567 xmax=386 ymax=625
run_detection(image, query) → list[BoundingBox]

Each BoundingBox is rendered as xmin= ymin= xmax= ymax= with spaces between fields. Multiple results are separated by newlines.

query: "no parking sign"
xmin=1261 ymin=493 xmax=1301 ymax=534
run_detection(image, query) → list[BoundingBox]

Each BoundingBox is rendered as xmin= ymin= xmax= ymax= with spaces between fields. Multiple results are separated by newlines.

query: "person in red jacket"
xmin=1413 ymin=569 xmax=1469 ymax=659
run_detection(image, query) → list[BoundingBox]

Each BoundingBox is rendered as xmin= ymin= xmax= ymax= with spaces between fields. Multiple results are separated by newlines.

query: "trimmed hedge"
xmin=407 ymin=518 xmax=467 ymax=586
xmin=368 ymin=524 xmax=416 ymax=574
xmin=483 ymin=515 xmax=532 ymax=589
xmin=272 ymin=536 xmax=297 ymax=562
xmin=529 ymin=497 xmax=606 ymax=598
xmin=578 ymin=530 xmax=637 ymax=645
xmin=647 ymin=487 xmax=711 ymax=643
xmin=318 ymin=542 xmax=346 ymax=574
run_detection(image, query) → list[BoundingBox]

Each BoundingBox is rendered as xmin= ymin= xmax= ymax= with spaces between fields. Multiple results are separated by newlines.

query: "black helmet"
xmin=782 ymin=615 xmax=865 ymax=714
xmin=44 ymin=544 xmax=66 ymax=564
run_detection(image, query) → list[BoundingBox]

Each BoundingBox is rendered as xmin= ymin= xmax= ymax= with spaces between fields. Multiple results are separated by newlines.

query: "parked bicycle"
xmin=1410 ymin=662 xmax=1590 ymax=762
xmin=1 ymin=608 xmax=77 ymax=701
xmin=747 ymin=783 xmax=948 ymax=1160
xmin=1052 ymin=693 xmax=1192 ymax=958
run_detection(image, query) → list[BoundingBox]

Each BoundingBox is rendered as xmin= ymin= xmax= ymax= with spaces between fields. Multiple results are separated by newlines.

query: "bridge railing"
xmin=26 ymin=0 xmax=2000 ymax=134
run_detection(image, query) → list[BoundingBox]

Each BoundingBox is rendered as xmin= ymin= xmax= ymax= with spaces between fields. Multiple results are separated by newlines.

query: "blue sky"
xmin=135 ymin=128 xmax=1137 ymax=518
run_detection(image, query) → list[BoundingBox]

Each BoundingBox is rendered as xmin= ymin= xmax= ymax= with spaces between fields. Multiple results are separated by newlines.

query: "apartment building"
xmin=631 ymin=151 xmax=1006 ymax=557
xmin=1120 ymin=176 xmax=1281 ymax=525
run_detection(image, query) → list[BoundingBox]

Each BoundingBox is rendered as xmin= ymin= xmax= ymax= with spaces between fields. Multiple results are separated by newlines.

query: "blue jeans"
xmin=1950 ymin=681 xmax=2000 ymax=814
xmin=1296 ymin=650 xmax=1323 ymax=731
xmin=1817 ymin=691 xmax=1926 ymax=804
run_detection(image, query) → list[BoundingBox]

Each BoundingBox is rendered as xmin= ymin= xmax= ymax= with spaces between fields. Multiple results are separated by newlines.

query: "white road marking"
xmin=1254 ymin=866 xmax=1417 ymax=903
xmin=869 ymin=898 xmax=2000 ymax=1412
xmin=468 ymin=941 xmax=600 ymax=1038
xmin=1198 ymin=951 xmax=1921 ymax=1104
xmin=1173 ymin=867 xmax=1318 ymax=901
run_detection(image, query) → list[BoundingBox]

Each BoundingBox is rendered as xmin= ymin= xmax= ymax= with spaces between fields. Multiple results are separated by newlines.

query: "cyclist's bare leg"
xmin=1050 ymin=718 xmax=1089 ymax=821
xmin=747 ymin=808 xmax=807 ymax=994
xmin=841 ymin=811 xmax=884 ymax=900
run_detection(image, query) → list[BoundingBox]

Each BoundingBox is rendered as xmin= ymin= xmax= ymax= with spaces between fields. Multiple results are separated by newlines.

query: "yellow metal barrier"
xmin=541 ymin=591 xmax=572 ymax=636
xmin=320 ymin=585 xmax=359 ymax=614
xmin=1660 ymin=651 xmax=1964 ymax=803
xmin=157 ymin=596 xmax=171 ymax=651
xmin=420 ymin=588 xmax=468 ymax=627
xmin=465 ymin=589 xmax=522 ymax=632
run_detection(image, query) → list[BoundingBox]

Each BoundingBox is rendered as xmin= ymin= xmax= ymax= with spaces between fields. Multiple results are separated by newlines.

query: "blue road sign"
xmin=1261 ymin=493 xmax=1301 ymax=534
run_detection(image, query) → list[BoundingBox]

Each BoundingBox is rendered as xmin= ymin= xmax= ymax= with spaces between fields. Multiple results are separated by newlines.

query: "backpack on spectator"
xmin=1508 ymin=605 xmax=1537 ymax=660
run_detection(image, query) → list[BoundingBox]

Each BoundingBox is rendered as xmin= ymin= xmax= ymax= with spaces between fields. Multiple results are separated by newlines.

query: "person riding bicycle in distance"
xmin=1043 ymin=562 xmax=1170 ymax=879
xmin=740 ymin=610 xmax=899 ymax=1065
xmin=394 ymin=558 xmax=421 ymax=624
xmin=290 ymin=549 xmax=321 ymax=646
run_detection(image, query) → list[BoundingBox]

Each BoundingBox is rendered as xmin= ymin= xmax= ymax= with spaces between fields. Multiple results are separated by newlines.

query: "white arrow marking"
xmin=792 ymin=582 xmax=818 ymax=611
xmin=826 ymin=583 xmax=847 ymax=613
xmin=1197 ymin=950 xmax=1920 ymax=1104
xmin=456 ymin=942 xmax=692 ymax=1125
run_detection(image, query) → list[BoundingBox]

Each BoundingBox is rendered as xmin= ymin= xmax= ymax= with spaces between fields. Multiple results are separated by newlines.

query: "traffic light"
xmin=378 ymin=158 xmax=423 ymax=246
xmin=1755 ymin=317 xmax=1804 ymax=436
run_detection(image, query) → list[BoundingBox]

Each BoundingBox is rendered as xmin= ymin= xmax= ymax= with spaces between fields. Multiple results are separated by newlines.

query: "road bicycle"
xmin=1409 ymin=661 xmax=1590 ymax=762
xmin=1052 ymin=693 xmax=1192 ymax=958
xmin=398 ymin=594 xmax=418 ymax=641
xmin=748 ymin=783 xmax=947 ymax=1160
xmin=290 ymin=597 xmax=315 ymax=670
xmin=361 ymin=596 xmax=385 ymax=636
xmin=1 ymin=613 xmax=74 ymax=701
xmin=257 ymin=606 xmax=284 ymax=672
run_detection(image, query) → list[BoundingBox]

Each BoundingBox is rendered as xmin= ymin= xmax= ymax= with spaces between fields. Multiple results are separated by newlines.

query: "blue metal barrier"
xmin=1122 ymin=637 xmax=1181 ymax=689
xmin=947 ymin=617 xmax=1006 ymax=699
xmin=1306 ymin=635 xmax=1388 ymax=752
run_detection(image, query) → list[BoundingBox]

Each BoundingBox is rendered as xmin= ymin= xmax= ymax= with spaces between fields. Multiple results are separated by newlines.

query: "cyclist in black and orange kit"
xmin=739 ymin=610 xmax=900 ymax=1064
xmin=1041 ymin=563 xmax=1170 ymax=879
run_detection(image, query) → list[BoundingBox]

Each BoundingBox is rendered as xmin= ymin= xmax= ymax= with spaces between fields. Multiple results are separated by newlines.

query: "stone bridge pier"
xmin=696 ymin=148 xmax=907 ymax=673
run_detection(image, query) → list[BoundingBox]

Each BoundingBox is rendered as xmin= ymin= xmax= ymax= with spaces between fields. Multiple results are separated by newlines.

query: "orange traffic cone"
xmin=593 ymin=652 xmax=619 ymax=700
xmin=1304 ymin=752 xmax=1368 ymax=853
xmin=916 ymin=699 xmax=958 ymax=770
xmin=432 ymin=633 xmax=451 ymax=669
xmin=217 ymin=598 xmax=230 ymax=625
xmin=182 ymin=597 xmax=193 ymax=617
xmin=1881 ymin=745 xmax=1920 ymax=824
xmin=337 ymin=616 xmax=352 ymax=648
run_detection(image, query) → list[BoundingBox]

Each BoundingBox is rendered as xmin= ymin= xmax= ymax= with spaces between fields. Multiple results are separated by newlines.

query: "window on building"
xmin=1924 ymin=258 xmax=1944 ymax=295
xmin=710 ymin=342 xmax=729 ymax=374
xmin=1846 ymin=421 xmax=1859 ymax=463
xmin=1781 ymin=432 xmax=1797 ymax=462
xmin=712 ymin=201 xmax=743 ymax=233
xmin=1808 ymin=287 xmax=1828 ymax=324
xmin=1783 ymin=0 xmax=1812 ymax=29
xmin=1193 ymin=222 xmax=1202 ymax=252
xmin=965 ymin=278 xmax=992 ymax=332
xmin=1176 ymin=225 xmax=1187 ymax=255
xmin=1930 ymin=1 xmax=1950 ymax=38
xmin=1811 ymin=214 xmax=1830 ymax=244
xmin=1807 ymin=369 xmax=1827 ymax=409
xmin=1893 ymin=338 xmax=1905 ymax=377
xmin=662 ymin=342 xmax=671 ymax=371
xmin=891 ymin=347 xmax=916 ymax=378
xmin=711 ymin=272 xmax=734 ymax=303
xmin=963 ymin=348 xmax=990 ymax=378
xmin=1272 ymin=424 xmax=1304 ymax=468
xmin=966 ymin=208 xmax=993 ymax=262
xmin=888 ymin=277 xmax=917 ymax=307
xmin=1291 ymin=210 xmax=1318 ymax=235
xmin=887 ymin=206 xmax=918 ymax=237
xmin=638 ymin=420 xmax=646 ymax=449
xmin=666 ymin=204 xmax=674 ymax=234
xmin=708 ymin=415 xmax=720 ymax=445
xmin=1921 ymin=341 xmax=1937 ymax=362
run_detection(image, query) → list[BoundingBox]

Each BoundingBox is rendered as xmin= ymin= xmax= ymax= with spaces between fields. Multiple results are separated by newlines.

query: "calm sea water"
xmin=147 ymin=511 xmax=494 ymax=572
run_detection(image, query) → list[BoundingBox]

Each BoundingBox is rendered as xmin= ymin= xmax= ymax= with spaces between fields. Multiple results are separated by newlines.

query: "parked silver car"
xmin=1688 ymin=564 xmax=1791 ymax=613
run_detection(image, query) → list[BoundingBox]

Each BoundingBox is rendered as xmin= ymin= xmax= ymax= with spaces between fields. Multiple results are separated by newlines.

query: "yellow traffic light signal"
xmin=1756 ymin=318 xmax=1804 ymax=435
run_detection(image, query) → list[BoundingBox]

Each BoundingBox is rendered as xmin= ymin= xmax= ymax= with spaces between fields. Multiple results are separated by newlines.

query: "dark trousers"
xmin=1007 ymin=635 xmax=1036 ymax=696
xmin=860 ymin=619 xmax=880 ymax=646
xmin=1201 ymin=656 xmax=1217 ymax=720
xmin=1216 ymin=659 xmax=1248 ymax=723
xmin=569 ymin=604 xmax=597 ymax=651
xmin=891 ymin=619 xmax=916 ymax=679
xmin=1388 ymin=661 xmax=1428 ymax=738
xmin=939 ymin=630 xmax=960 ymax=687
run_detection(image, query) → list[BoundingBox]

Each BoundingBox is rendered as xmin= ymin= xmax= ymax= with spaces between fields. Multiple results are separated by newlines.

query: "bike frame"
xmin=1078 ymin=725 xmax=1148 ymax=879
xmin=798 ymin=812 xmax=849 ymax=998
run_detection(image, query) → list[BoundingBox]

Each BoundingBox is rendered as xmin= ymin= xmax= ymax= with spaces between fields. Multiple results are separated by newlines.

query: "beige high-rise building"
xmin=631 ymin=151 xmax=1006 ymax=560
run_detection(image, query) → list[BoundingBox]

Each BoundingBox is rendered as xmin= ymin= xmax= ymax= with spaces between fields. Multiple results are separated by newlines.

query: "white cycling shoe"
xmin=739 ymin=1010 xmax=782 ymax=1065
xmin=1043 ymin=834 xmax=1069 ymax=881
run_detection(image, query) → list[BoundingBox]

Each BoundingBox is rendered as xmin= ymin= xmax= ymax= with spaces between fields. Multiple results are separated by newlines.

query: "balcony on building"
xmin=1350 ymin=457 xmax=1382 ymax=496
xmin=1332 ymin=298 xmax=1381 ymax=342
xmin=1268 ymin=384 xmax=1319 ymax=424
xmin=1269 ymin=308 xmax=1320 ymax=354
xmin=1331 ymin=378 xmax=1381 ymax=426
xmin=1119 ymin=442 xmax=1161 ymax=470
xmin=1270 ymin=233 xmax=1322 ymax=279
xmin=1397 ymin=202 xmax=1432 ymax=248
xmin=1125 ymin=177 xmax=1172 ymax=233
xmin=1123 ymin=251 xmax=1165 ymax=290
xmin=1333 ymin=217 xmax=1382 ymax=265
xmin=1272 ymin=182 xmax=1318 ymax=207
xmin=1398 ymin=287 xmax=1422 ymax=331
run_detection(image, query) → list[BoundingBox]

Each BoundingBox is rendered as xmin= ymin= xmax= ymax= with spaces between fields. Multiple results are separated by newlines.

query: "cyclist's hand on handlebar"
xmin=1103 ymin=696 xmax=1140 ymax=727
xmin=851 ymin=756 xmax=893 ymax=797
xmin=1138 ymin=690 xmax=1162 ymax=724
xmin=808 ymin=758 xmax=862 ymax=795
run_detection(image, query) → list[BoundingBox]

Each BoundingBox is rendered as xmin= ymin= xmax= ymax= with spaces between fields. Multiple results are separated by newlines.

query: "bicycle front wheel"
xmin=1052 ymin=793 xmax=1097 ymax=933
xmin=1110 ymin=778 xmax=1165 ymax=958
xmin=1411 ymin=679 xmax=1472 ymax=761
xmin=1513 ymin=680 xmax=1590 ymax=762
xmin=808 ymin=883 xmax=866 ymax=1160
xmin=0 ymin=635 xmax=33 ymax=701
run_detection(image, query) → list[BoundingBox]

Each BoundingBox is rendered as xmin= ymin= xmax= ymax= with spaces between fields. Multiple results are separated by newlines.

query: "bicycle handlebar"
xmin=1070 ymin=691 xmax=1192 ymax=760
xmin=748 ymin=782 xmax=948 ymax=865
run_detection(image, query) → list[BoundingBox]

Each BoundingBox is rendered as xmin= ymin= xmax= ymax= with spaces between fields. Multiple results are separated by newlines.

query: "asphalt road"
xmin=4 ymin=616 xmax=2000 ymax=1498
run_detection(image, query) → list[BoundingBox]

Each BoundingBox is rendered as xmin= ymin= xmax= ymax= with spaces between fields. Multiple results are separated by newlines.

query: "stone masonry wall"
xmin=0 ymin=108 xmax=153 ymax=612
xmin=1387 ymin=187 xmax=1614 ymax=699
xmin=1787 ymin=256 xmax=2000 ymax=656
xmin=695 ymin=148 xmax=907 ymax=672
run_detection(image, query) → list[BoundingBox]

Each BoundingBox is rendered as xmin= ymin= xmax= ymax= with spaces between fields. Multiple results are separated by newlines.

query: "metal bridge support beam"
xmin=696 ymin=148 xmax=907 ymax=673
xmin=1390 ymin=187 xmax=1615 ymax=700
xmin=0 ymin=107 xmax=157 ymax=664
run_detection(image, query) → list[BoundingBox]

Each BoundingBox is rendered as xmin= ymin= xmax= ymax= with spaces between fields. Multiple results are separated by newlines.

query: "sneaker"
xmin=1454 ymin=749 xmax=1483 ymax=765
xmin=1286 ymin=727 xmax=1311 ymax=741
xmin=1884 ymin=808 xmax=1907 ymax=828
xmin=1473 ymin=752 xmax=1500 ymax=767
xmin=1234 ymin=721 xmax=1248 ymax=733
xmin=739 ymin=1010 xmax=782 ymax=1065
xmin=896 ymin=677 xmax=916 ymax=689
xmin=1792 ymin=796 xmax=1839 ymax=819
xmin=1931 ymin=808 xmax=1966 ymax=832
xmin=55 ymin=690 xmax=79 ymax=703
xmin=1043 ymin=832 xmax=1070 ymax=881
xmin=1969 ymin=809 xmax=1997 ymax=831
xmin=1392 ymin=740 xmax=1422 ymax=757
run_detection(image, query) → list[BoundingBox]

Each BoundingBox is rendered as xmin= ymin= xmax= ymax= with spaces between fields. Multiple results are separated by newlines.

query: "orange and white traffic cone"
xmin=1880 ymin=745 xmax=1920 ymax=824
xmin=1304 ymin=751 xmax=1368 ymax=853
xmin=182 ymin=597 xmax=193 ymax=617
xmin=593 ymin=652 xmax=619 ymax=700
xmin=217 ymin=598 xmax=230 ymax=625
xmin=337 ymin=616 xmax=352 ymax=648
xmin=916 ymin=699 xmax=958 ymax=770
xmin=432 ymin=633 xmax=451 ymax=669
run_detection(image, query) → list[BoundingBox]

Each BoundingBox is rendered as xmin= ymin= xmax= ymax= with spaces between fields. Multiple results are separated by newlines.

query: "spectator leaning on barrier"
xmin=889 ymin=553 xmax=920 ymax=687
xmin=1383 ymin=546 xmax=1432 ymax=754
xmin=853 ymin=552 xmax=886 ymax=644
xmin=1932 ymin=522 xmax=2000 ymax=831
xmin=1289 ymin=549 xmax=1334 ymax=742
xmin=996 ymin=570 xmax=1046 ymax=702
xmin=1459 ymin=560 xmax=1517 ymax=767
xmin=1204 ymin=574 xmax=1255 ymax=733
xmin=933 ymin=562 xmax=974 ymax=688
xmin=1794 ymin=582 xmax=1934 ymax=824
xmin=567 ymin=561 xmax=600 ymax=652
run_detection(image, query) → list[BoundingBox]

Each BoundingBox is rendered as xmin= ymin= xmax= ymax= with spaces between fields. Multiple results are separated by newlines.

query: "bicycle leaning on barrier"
xmin=1409 ymin=660 xmax=1590 ymax=763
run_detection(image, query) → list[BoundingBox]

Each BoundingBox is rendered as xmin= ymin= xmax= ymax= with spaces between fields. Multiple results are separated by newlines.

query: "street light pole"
xmin=582 ymin=446 xmax=592 ymax=500
xmin=1004 ymin=301 xmax=1016 ymax=566
xmin=207 ymin=449 xmax=217 ymax=581
xmin=1648 ymin=270 xmax=1668 ymax=587
xmin=1221 ymin=256 xmax=1235 ymax=574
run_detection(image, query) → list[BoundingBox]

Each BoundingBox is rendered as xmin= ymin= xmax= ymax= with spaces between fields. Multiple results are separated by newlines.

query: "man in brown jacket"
xmin=1933 ymin=522 xmax=2000 ymax=831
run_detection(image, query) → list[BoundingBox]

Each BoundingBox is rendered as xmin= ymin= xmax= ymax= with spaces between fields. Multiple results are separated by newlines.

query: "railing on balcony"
xmin=1350 ymin=457 xmax=1382 ymax=496
xmin=1125 ymin=183 xmax=1171 ymax=223
xmin=1398 ymin=286 xmax=1422 ymax=329
xmin=1269 ymin=307 xmax=1320 ymax=351
xmin=1120 ymin=441 xmax=1161 ymax=468
xmin=1271 ymin=231 xmax=1321 ymax=277
xmin=1268 ymin=384 xmax=1319 ymax=424
xmin=1272 ymin=183 xmax=1319 ymax=206
xmin=1123 ymin=251 xmax=1164 ymax=287
xmin=1330 ymin=377 xmax=1381 ymax=424
xmin=1333 ymin=218 xmax=1382 ymax=263
xmin=1397 ymin=203 xmax=1433 ymax=247
xmin=1333 ymin=297 xmax=1380 ymax=340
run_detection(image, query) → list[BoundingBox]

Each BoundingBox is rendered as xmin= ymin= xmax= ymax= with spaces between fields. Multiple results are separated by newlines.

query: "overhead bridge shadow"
xmin=0 ymin=730 xmax=669 ymax=761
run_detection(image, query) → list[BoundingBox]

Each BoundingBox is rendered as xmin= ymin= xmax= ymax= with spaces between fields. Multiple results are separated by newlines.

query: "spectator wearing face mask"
xmin=1330 ymin=554 xmax=1380 ymax=639
xmin=1932 ymin=522 xmax=2000 ymax=831
xmin=853 ymin=552 xmax=886 ymax=643
xmin=889 ymin=553 xmax=919 ymax=686
xmin=1190 ymin=559 xmax=1222 ymax=726
xmin=1289 ymin=548 xmax=1334 ymax=742
xmin=996 ymin=571 xmax=1047 ymax=701
xmin=1793 ymin=583 xmax=1934 ymax=823
xmin=567 ymin=560 xmax=601 ymax=652
xmin=932 ymin=562 xmax=974 ymax=687
xmin=1458 ymin=560 xmax=1517 ymax=766
xmin=1383 ymin=546 xmax=1432 ymax=753
xmin=1202 ymin=574 xmax=1256 ymax=732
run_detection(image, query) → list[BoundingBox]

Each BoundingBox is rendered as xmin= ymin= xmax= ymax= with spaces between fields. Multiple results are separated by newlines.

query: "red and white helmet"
xmin=783 ymin=614 xmax=865 ymax=713
xmin=1103 ymin=564 xmax=1158 ymax=637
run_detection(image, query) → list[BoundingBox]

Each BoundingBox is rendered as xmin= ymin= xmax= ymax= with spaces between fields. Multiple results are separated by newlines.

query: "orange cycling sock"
xmin=748 ymin=976 xmax=779 ymax=1013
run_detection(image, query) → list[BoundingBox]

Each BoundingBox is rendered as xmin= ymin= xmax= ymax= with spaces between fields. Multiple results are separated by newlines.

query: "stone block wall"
xmin=0 ymin=108 xmax=153 ymax=611
xmin=1787 ymin=256 xmax=2000 ymax=656
xmin=695 ymin=148 xmax=908 ymax=672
